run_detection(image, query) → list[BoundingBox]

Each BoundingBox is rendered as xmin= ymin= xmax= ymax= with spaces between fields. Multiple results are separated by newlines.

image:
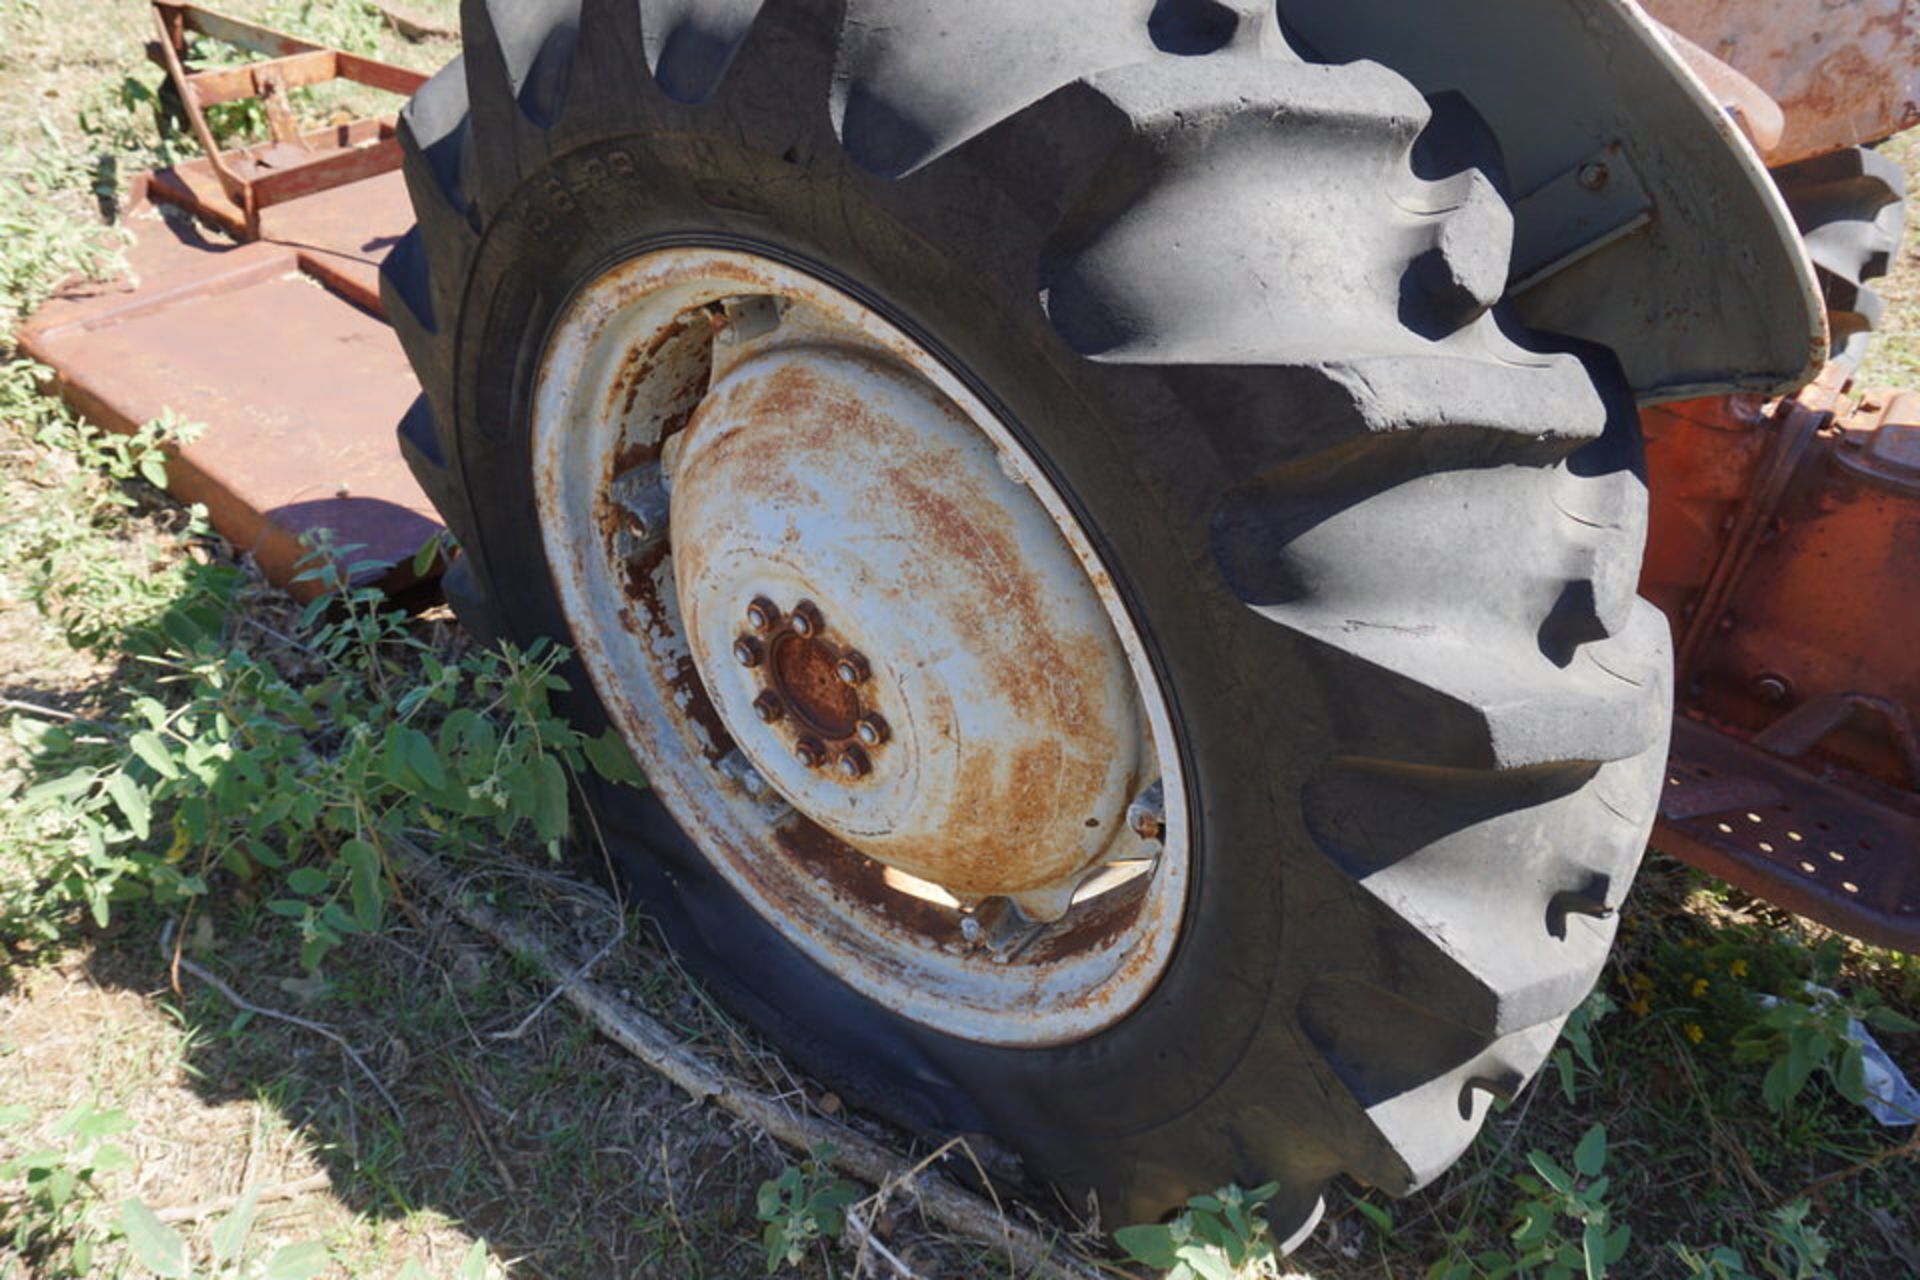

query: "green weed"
xmin=755 ymin=1143 xmax=859 ymax=1273
xmin=1429 ymin=1125 xmax=1630 ymax=1280
xmin=0 ymin=1103 xmax=133 ymax=1277
xmin=0 ymin=375 xmax=645 ymax=972
xmin=118 ymin=1191 xmax=330 ymax=1280
xmin=1671 ymin=1200 xmax=1834 ymax=1280
xmin=1115 ymin=1182 xmax=1288 ymax=1280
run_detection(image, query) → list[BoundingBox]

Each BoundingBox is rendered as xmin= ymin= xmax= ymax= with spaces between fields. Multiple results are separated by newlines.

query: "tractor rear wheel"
xmin=385 ymin=0 xmax=1672 ymax=1240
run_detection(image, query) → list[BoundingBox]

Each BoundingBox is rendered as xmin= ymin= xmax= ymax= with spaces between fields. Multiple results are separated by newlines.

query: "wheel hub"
xmin=671 ymin=346 xmax=1142 ymax=903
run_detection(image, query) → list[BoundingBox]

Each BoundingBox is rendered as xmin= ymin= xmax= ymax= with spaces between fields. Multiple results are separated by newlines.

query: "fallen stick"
xmin=371 ymin=3 xmax=458 ymax=41
xmin=390 ymin=840 xmax=1099 ymax=1280
xmin=154 ymin=1172 xmax=331 ymax=1224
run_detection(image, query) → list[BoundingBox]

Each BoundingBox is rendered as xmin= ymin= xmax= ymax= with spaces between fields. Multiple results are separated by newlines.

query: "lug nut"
xmin=837 ymin=745 xmax=871 ymax=778
xmin=795 ymin=737 xmax=827 ymax=769
xmin=1754 ymin=673 xmax=1792 ymax=704
xmin=835 ymin=650 xmax=870 ymax=685
xmin=746 ymin=597 xmax=780 ymax=632
xmin=1127 ymin=781 xmax=1166 ymax=842
xmin=752 ymin=692 xmax=785 ymax=723
xmin=855 ymin=713 xmax=890 ymax=747
xmin=732 ymin=635 xmax=764 ymax=667
xmin=790 ymin=600 xmax=823 ymax=638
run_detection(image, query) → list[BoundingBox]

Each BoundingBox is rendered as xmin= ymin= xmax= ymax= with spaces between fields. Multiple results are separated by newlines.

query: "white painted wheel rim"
xmin=533 ymin=248 xmax=1188 ymax=1046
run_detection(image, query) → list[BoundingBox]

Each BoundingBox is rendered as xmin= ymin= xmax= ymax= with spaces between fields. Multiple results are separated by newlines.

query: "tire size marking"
xmin=515 ymin=149 xmax=638 ymax=234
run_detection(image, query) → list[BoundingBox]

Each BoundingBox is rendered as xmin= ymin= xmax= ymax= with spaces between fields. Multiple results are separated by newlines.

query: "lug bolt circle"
xmin=795 ymin=737 xmax=827 ymax=769
xmin=746 ymin=597 xmax=780 ymax=632
xmin=837 ymin=745 xmax=872 ymax=779
xmin=835 ymin=650 xmax=870 ymax=685
xmin=752 ymin=692 xmax=785 ymax=723
xmin=855 ymin=713 xmax=889 ymax=747
xmin=732 ymin=635 xmax=764 ymax=667
xmin=790 ymin=600 xmax=823 ymax=638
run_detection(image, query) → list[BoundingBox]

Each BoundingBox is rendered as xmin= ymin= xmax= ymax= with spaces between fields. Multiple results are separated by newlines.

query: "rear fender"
xmin=1279 ymin=0 xmax=1825 ymax=404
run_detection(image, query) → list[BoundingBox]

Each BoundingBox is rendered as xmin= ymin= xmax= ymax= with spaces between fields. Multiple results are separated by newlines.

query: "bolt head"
xmin=746 ymin=597 xmax=780 ymax=632
xmin=835 ymin=650 xmax=870 ymax=685
xmin=1754 ymin=674 xmax=1792 ymax=704
xmin=855 ymin=714 xmax=889 ymax=747
xmin=794 ymin=737 xmax=827 ymax=769
xmin=790 ymin=600 xmax=823 ymax=638
xmin=732 ymin=635 xmax=764 ymax=668
xmin=837 ymin=745 xmax=871 ymax=779
xmin=752 ymin=692 xmax=785 ymax=723
xmin=1578 ymin=162 xmax=1610 ymax=191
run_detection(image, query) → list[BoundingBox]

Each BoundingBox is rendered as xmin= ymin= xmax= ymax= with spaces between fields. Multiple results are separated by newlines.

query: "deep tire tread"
xmin=388 ymin=0 xmax=1671 ymax=1231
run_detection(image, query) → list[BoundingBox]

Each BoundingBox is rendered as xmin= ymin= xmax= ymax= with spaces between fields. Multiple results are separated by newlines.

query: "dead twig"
xmin=161 ymin=920 xmax=403 ymax=1122
xmin=153 ymin=1171 xmax=331 ymax=1224
xmin=371 ymin=3 xmax=458 ymax=41
xmin=1784 ymin=1126 xmax=1920 ymax=1208
xmin=390 ymin=839 xmax=1096 ymax=1280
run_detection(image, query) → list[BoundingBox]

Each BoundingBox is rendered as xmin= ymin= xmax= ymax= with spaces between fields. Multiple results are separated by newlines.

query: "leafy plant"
xmin=1672 ymin=1200 xmax=1834 ymax=1280
xmin=1 ymin=391 xmax=646 ymax=969
xmin=1731 ymin=984 xmax=1919 ymax=1116
xmin=755 ymin=1143 xmax=859 ymax=1273
xmin=119 ymin=1189 xmax=330 ymax=1280
xmin=1429 ymin=1125 xmax=1630 ymax=1280
xmin=1115 ymin=1182 xmax=1287 ymax=1280
xmin=1550 ymin=988 xmax=1616 ymax=1105
xmin=0 ymin=1103 xmax=133 ymax=1277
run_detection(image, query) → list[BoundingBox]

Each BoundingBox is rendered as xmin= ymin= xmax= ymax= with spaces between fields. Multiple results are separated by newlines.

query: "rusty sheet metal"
xmin=1644 ymin=369 xmax=1920 ymax=947
xmin=147 ymin=2 xmax=426 ymax=239
xmin=1657 ymin=22 xmax=1787 ymax=159
xmin=1660 ymin=717 xmax=1920 ymax=952
xmin=1646 ymin=0 xmax=1919 ymax=164
xmin=19 ymin=171 xmax=437 ymax=599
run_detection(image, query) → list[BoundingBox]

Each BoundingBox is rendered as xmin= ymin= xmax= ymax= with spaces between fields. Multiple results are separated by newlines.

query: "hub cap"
xmin=533 ymin=249 xmax=1188 ymax=1045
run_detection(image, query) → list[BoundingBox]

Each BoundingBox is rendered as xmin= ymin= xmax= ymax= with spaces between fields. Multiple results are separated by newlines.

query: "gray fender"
xmin=1280 ymin=0 xmax=1826 ymax=404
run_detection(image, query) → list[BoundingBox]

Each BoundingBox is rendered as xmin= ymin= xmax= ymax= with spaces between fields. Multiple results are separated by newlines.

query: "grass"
xmin=0 ymin=4 xmax=1916 ymax=1278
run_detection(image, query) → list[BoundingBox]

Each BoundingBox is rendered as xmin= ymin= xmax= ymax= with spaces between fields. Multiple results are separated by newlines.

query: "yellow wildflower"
xmin=1729 ymin=958 xmax=1749 ymax=979
xmin=1627 ymin=994 xmax=1651 ymax=1017
xmin=1684 ymin=1023 xmax=1705 ymax=1044
xmin=1691 ymin=977 xmax=1710 ymax=998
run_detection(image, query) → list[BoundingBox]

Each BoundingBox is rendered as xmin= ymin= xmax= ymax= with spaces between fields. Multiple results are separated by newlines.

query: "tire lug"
xmin=835 ymin=650 xmax=869 ymax=685
xmin=794 ymin=737 xmax=827 ymax=769
xmin=732 ymin=635 xmax=764 ymax=668
xmin=837 ymin=745 xmax=871 ymax=779
xmin=790 ymin=600 xmax=823 ymax=638
xmin=855 ymin=713 xmax=889 ymax=747
xmin=752 ymin=692 xmax=785 ymax=723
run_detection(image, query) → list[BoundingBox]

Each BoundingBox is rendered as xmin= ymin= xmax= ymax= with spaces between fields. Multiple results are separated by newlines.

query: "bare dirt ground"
xmin=1 ymin=5 xmax=1917 ymax=1279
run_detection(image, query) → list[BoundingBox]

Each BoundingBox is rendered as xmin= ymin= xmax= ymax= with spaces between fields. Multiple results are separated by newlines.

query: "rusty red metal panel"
xmin=1660 ymin=717 xmax=1920 ymax=952
xmin=1644 ymin=371 xmax=1920 ymax=947
xmin=19 ymin=172 xmax=437 ymax=600
xmin=1646 ymin=0 xmax=1919 ymax=163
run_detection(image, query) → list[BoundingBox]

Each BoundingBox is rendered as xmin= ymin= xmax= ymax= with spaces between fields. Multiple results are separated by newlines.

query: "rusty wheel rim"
xmin=533 ymin=249 xmax=1188 ymax=1046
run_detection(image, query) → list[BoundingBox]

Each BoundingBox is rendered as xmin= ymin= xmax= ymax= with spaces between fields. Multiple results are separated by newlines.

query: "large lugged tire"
xmin=1771 ymin=146 xmax=1908 ymax=371
xmin=386 ymin=0 xmax=1672 ymax=1241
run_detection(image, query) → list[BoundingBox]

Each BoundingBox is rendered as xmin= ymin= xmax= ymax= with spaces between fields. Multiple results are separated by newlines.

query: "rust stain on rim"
xmin=530 ymin=248 xmax=1189 ymax=1046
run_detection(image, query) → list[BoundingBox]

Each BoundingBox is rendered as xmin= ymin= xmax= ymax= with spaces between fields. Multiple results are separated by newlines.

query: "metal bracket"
xmin=1509 ymin=143 xmax=1654 ymax=295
